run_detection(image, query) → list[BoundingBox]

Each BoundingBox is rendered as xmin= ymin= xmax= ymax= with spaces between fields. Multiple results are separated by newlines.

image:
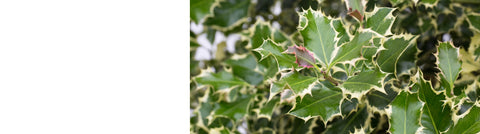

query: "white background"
xmin=0 ymin=0 xmax=188 ymax=133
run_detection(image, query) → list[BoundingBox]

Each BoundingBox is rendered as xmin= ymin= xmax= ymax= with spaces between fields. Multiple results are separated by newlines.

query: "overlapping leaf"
xmin=467 ymin=13 xmax=480 ymax=32
xmin=366 ymin=83 xmax=398 ymax=109
xmin=447 ymin=106 xmax=480 ymax=134
xmin=345 ymin=0 xmax=366 ymax=21
xmin=288 ymin=84 xmax=343 ymax=121
xmin=258 ymin=97 xmax=280 ymax=119
xmin=268 ymin=70 xmax=317 ymax=98
xmin=365 ymin=7 xmax=395 ymax=35
xmin=375 ymin=35 xmax=416 ymax=75
xmin=418 ymin=75 xmax=452 ymax=134
xmin=437 ymin=42 xmax=461 ymax=95
xmin=226 ymin=54 xmax=264 ymax=85
xmin=254 ymin=39 xmax=297 ymax=71
xmin=298 ymin=8 xmax=337 ymax=68
xmin=204 ymin=0 xmax=250 ymax=28
xmin=195 ymin=71 xmax=248 ymax=91
xmin=331 ymin=30 xmax=374 ymax=66
xmin=390 ymin=91 xmax=423 ymax=134
xmin=285 ymin=46 xmax=316 ymax=68
xmin=214 ymin=95 xmax=253 ymax=122
xmin=324 ymin=105 xmax=369 ymax=134
xmin=190 ymin=0 xmax=216 ymax=23
xmin=342 ymin=69 xmax=386 ymax=93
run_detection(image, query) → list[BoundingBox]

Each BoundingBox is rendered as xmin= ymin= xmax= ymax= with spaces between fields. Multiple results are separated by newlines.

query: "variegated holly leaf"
xmin=250 ymin=22 xmax=273 ymax=50
xmin=468 ymin=13 xmax=480 ymax=32
xmin=288 ymin=84 xmax=343 ymax=121
xmin=345 ymin=0 xmax=366 ymax=21
xmin=365 ymin=7 xmax=395 ymax=35
xmin=285 ymin=45 xmax=316 ymax=68
xmin=258 ymin=97 xmax=280 ymax=119
xmin=375 ymin=35 xmax=416 ymax=76
xmin=190 ymin=0 xmax=216 ymax=23
xmin=226 ymin=54 xmax=264 ymax=85
xmin=332 ymin=19 xmax=350 ymax=46
xmin=417 ymin=74 xmax=452 ymax=134
xmin=390 ymin=91 xmax=423 ymax=134
xmin=437 ymin=42 xmax=461 ymax=96
xmin=342 ymin=69 xmax=386 ymax=93
xmin=324 ymin=105 xmax=369 ymax=134
xmin=194 ymin=71 xmax=249 ymax=92
xmin=366 ymin=83 xmax=398 ymax=109
xmin=204 ymin=0 xmax=250 ymax=29
xmin=420 ymin=0 xmax=437 ymax=5
xmin=268 ymin=69 xmax=317 ymax=99
xmin=446 ymin=106 xmax=480 ymax=134
xmin=298 ymin=9 xmax=337 ymax=68
xmin=331 ymin=30 xmax=374 ymax=66
xmin=213 ymin=95 xmax=253 ymax=122
xmin=254 ymin=39 xmax=298 ymax=71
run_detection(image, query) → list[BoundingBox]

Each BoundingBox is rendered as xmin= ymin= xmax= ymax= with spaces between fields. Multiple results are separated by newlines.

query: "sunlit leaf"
xmin=299 ymin=9 xmax=337 ymax=68
xmin=254 ymin=39 xmax=297 ymax=71
xmin=437 ymin=42 xmax=461 ymax=96
xmin=447 ymin=106 xmax=480 ymax=134
xmin=375 ymin=35 xmax=416 ymax=75
xmin=365 ymin=7 xmax=395 ymax=35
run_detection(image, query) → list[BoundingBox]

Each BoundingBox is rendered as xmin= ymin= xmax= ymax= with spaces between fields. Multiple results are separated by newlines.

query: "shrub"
xmin=190 ymin=0 xmax=480 ymax=133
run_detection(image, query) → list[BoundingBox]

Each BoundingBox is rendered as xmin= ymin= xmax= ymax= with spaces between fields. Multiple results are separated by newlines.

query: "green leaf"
xmin=390 ymin=91 xmax=423 ymax=134
xmin=250 ymin=22 xmax=273 ymax=49
xmin=214 ymin=95 xmax=253 ymax=122
xmin=195 ymin=71 xmax=248 ymax=91
xmin=396 ymin=41 xmax=417 ymax=75
xmin=190 ymin=0 xmax=216 ymax=23
xmin=268 ymin=70 xmax=317 ymax=98
xmin=331 ymin=30 xmax=374 ymax=65
xmin=282 ymin=70 xmax=318 ymax=95
xmin=299 ymin=9 xmax=337 ymax=68
xmin=254 ymin=39 xmax=297 ymax=71
xmin=259 ymin=97 xmax=280 ymax=119
xmin=342 ymin=69 xmax=386 ymax=93
xmin=226 ymin=54 xmax=264 ymax=85
xmin=418 ymin=75 xmax=452 ymax=134
xmin=288 ymin=84 xmax=343 ymax=121
xmin=204 ymin=0 xmax=250 ymax=28
xmin=366 ymin=83 xmax=398 ymax=109
xmin=420 ymin=0 xmax=437 ymax=4
xmin=375 ymin=35 xmax=415 ymax=75
xmin=447 ymin=106 xmax=480 ymax=134
xmin=437 ymin=42 xmax=461 ymax=95
xmin=324 ymin=105 xmax=369 ymax=134
xmin=365 ymin=7 xmax=395 ymax=35
xmin=332 ymin=19 xmax=350 ymax=46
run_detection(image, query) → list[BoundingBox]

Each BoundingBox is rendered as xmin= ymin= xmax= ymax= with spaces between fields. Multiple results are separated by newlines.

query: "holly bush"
xmin=190 ymin=0 xmax=480 ymax=133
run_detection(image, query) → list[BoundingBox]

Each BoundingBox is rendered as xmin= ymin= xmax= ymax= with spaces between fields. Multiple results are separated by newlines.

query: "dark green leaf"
xmin=447 ymin=106 xmax=480 ymax=134
xmin=467 ymin=14 xmax=480 ymax=32
xmin=418 ymin=75 xmax=452 ymax=134
xmin=226 ymin=54 xmax=264 ymax=85
xmin=204 ymin=0 xmax=250 ymax=28
xmin=375 ymin=35 xmax=415 ymax=75
xmin=325 ymin=105 xmax=369 ymax=134
xmin=190 ymin=0 xmax=216 ymax=23
xmin=366 ymin=83 xmax=398 ymax=109
xmin=214 ymin=95 xmax=253 ymax=121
